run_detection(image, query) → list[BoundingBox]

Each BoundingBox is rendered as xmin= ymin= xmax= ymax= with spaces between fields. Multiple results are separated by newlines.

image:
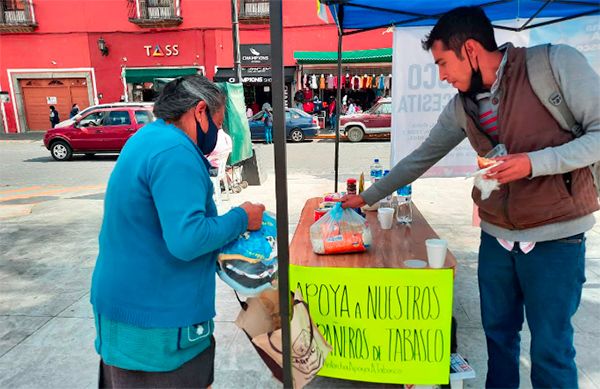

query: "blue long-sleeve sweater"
xmin=90 ymin=119 xmax=248 ymax=328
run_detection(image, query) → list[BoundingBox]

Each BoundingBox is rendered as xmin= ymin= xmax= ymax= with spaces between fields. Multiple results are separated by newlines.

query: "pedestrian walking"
xmin=49 ymin=105 xmax=60 ymax=128
xmin=69 ymin=103 xmax=80 ymax=118
xmin=261 ymin=102 xmax=273 ymax=144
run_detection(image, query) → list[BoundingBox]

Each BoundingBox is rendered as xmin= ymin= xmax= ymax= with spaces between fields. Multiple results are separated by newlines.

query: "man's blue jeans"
xmin=478 ymin=230 xmax=586 ymax=389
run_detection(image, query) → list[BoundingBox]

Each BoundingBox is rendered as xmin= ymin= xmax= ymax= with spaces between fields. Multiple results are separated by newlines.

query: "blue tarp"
xmin=326 ymin=1 xmax=599 ymax=33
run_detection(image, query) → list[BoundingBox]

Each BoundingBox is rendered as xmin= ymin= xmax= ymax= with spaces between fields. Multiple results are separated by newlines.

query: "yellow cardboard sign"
xmin=290 ymin=265 xmax=453 ymax=384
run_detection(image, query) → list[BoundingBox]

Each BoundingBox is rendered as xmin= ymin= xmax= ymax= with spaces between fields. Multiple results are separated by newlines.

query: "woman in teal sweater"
xmin=90 ymin=75 xmax=265 ymax=388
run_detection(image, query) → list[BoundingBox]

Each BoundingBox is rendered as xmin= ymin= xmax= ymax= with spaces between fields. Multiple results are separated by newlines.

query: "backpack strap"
xmin=527 ymin=44 xmax=600 ymax=198
xmin=526 ymin=44 xmax=583 ymax=137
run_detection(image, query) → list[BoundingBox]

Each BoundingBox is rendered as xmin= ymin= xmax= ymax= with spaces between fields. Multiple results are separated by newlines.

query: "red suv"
xmin=44 ymin=105 xmax=155 ymax=161
xmin=339 ymin=98 xmax=392 ymax=142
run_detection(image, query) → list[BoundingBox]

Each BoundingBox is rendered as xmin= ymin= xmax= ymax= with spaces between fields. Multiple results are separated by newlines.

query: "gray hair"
xmin=153 ymin=75 xmax=226 ymax=121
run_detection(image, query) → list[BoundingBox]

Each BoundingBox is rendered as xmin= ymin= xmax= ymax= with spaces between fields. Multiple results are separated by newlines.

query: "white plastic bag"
xmin=472 ymin=166 xmax=501 ymax=200
xmin=470 ymin=144 xmax=507 ymax=200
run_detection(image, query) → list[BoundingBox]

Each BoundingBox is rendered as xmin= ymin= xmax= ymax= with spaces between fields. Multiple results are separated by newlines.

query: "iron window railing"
xmin=0 ymin=0 xmax=35 ymax=26
xmin=128 ymin=0 xmax=179 ymax=20
xmin=240 ymin=0 xmax=269 ymax=18
xmin=127 ymin=0 xmax=181 ymax=27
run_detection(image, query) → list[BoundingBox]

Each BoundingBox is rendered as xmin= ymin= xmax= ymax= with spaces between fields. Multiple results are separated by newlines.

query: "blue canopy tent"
xmin=327 ymin=1 xmax=600 ymax=33
xmin=268 ymin=1 xmax=599 ymax=387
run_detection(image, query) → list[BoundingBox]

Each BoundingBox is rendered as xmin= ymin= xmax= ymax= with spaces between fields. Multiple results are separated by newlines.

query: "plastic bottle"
xmin=379 ymin=170 xmax=393 ymax=208
xmin=369 ymin=159 xmax=383 ymax=183
xmin=396 ymin=184 xmax=413 ymax=224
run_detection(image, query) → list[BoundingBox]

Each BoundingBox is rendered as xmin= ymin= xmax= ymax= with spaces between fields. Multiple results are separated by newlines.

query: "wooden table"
xmin=290 ymin=197 xmax=457 ymax=270
xmin=287 ymin=198 xmax=458 ymax=385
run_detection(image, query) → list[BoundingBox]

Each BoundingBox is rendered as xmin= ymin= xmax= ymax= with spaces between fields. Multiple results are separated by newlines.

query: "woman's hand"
xmin=240 ymin=202 xmax=266 ymax=230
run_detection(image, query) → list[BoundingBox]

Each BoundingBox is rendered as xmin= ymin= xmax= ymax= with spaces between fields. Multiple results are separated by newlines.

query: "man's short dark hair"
xmin=422 ymin=6 xmax=498 ymax=58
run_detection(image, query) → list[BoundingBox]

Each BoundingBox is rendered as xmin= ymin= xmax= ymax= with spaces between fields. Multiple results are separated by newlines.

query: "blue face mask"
xmin=196 ymin=108 xmax=219 ymax=155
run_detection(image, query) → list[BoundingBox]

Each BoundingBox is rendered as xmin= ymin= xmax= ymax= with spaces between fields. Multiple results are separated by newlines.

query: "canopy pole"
xmin=269 ymin=0 xmax=292 ymax=387
xmin=334 ymin=6 xmax=344 ymax=192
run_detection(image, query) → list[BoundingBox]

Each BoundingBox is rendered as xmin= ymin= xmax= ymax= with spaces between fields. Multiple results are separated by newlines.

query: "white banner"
xmin=529 ymin=16 xmax=600 ymax=71
xmin=390 ymin=26 xmax=528 ymax=176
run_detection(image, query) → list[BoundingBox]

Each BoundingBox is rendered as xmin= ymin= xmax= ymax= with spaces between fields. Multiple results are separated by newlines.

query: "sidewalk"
xmin=0 ymin=131 xmax=45 ymax=141
xmin=0 ymin=174 xmax=599 ymax=388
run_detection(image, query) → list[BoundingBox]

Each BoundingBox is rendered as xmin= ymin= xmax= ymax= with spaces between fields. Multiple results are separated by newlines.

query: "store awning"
xmin=213 ymin=67 xmax=296 ymax=84
xmin=123 ymin=67 xmax=202 ymax=84
xmin=294 ymin=48 xmax=392 ymax=64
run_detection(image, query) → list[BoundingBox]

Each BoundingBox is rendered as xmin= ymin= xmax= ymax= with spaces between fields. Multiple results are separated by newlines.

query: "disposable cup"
xmin=426 ymin=238 xmax=448 ymax=268
xmin=377 ymin=207 xmax=394 ymax=230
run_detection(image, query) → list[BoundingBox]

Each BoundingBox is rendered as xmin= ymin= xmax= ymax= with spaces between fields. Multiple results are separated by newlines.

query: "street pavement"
xmin=1 ymin=137 xmax=599 ymax=388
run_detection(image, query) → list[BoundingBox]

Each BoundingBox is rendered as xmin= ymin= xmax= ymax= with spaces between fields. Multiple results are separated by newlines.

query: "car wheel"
xmin=346 ymin=126 xmax=364 ymax=143
xmin=50 ymin=140 xmax=73 ymax=161
xmin=290 ymin=129 xmax=304 ymax=143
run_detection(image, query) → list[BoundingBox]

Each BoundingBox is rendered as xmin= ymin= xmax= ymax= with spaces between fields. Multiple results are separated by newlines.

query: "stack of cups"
xmin=426 ymin=239 xmax=448 ymax=268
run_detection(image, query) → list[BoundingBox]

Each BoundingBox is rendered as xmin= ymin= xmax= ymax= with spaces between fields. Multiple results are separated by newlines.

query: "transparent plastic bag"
xmin=471 ymin=144 xmax=507 ymax=200
xmin=309 ymin=203 xmax=372 ymax=254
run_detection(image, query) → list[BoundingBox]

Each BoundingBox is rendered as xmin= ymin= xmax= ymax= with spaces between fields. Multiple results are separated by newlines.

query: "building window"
xmin=128 ymin=0 xmax=182 ymax=27
xmin=240 ymin=0 xmax=269 ymax=20
xmin=0 ymin=0 xmax=36 ymax=31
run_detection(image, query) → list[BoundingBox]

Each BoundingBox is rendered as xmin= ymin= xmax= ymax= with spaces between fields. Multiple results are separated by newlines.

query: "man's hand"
xmin=485 ymin=153 xmax=532 ymax=184
xmin=239 ymin=202 xmax=266 ymax=231
xmin=340 ymin=194 xmax=366 ymax=209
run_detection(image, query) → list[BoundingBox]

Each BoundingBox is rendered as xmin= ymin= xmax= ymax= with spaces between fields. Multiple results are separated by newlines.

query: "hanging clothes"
xmin=378 ymin=74 xmax=385 ymax=90
xmin=384 ymin=74 xmax=392 ymax=91
xmin=345 ymin=73 xmax=351 ymax=88
xmin=326 ymin=74 xmax=334 ymax=89
xmin=361 ymin=75 xmax=369 ymax=89
xmin=365 ymin=75 xmax=373 ymax=89
xmin=310 ymin=74 xmax=318 ymax=89
xmin=333 ymin=76 xmax=338 ymax=89
xmin=351 ymin=75 xmax=360 ymax=90
xmin=319 ymin=74 xmax=326 ymax=89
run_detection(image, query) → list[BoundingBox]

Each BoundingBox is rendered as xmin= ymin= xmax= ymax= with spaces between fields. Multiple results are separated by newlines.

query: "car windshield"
xmin=367 ymin=102 xmax=391 ymax=114
xmin=291 ymin=109 xmax=311 ymax=118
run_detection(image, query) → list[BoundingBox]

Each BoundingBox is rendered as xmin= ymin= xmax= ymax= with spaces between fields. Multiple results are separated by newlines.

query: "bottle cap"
xmin=374 ymin=158 xmax=379 ymax=163
xmin=347 ymin=178 xmax=357 ymax=184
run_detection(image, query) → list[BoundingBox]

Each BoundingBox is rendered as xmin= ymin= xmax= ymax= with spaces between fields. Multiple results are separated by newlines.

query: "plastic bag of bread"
xmin=471 ymin=144 xmax=507 ymax=200
xmin=309 ymin=202 xmax=372 ymax=254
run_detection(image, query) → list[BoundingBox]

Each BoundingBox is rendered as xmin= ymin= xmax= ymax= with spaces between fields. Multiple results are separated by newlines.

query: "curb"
xmin=316 ymin=132 xmax=346 ymax=140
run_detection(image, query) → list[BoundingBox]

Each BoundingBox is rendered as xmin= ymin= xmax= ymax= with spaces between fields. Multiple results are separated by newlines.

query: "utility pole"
xmin=231 ymin=0 xmax=242 ymax=83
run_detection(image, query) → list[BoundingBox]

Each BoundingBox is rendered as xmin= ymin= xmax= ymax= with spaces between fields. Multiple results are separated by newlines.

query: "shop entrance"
xmin=123 ymin=67 xmax=204 ymax=102
xmin=19 ymin=78 xmax=90 ymax=131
